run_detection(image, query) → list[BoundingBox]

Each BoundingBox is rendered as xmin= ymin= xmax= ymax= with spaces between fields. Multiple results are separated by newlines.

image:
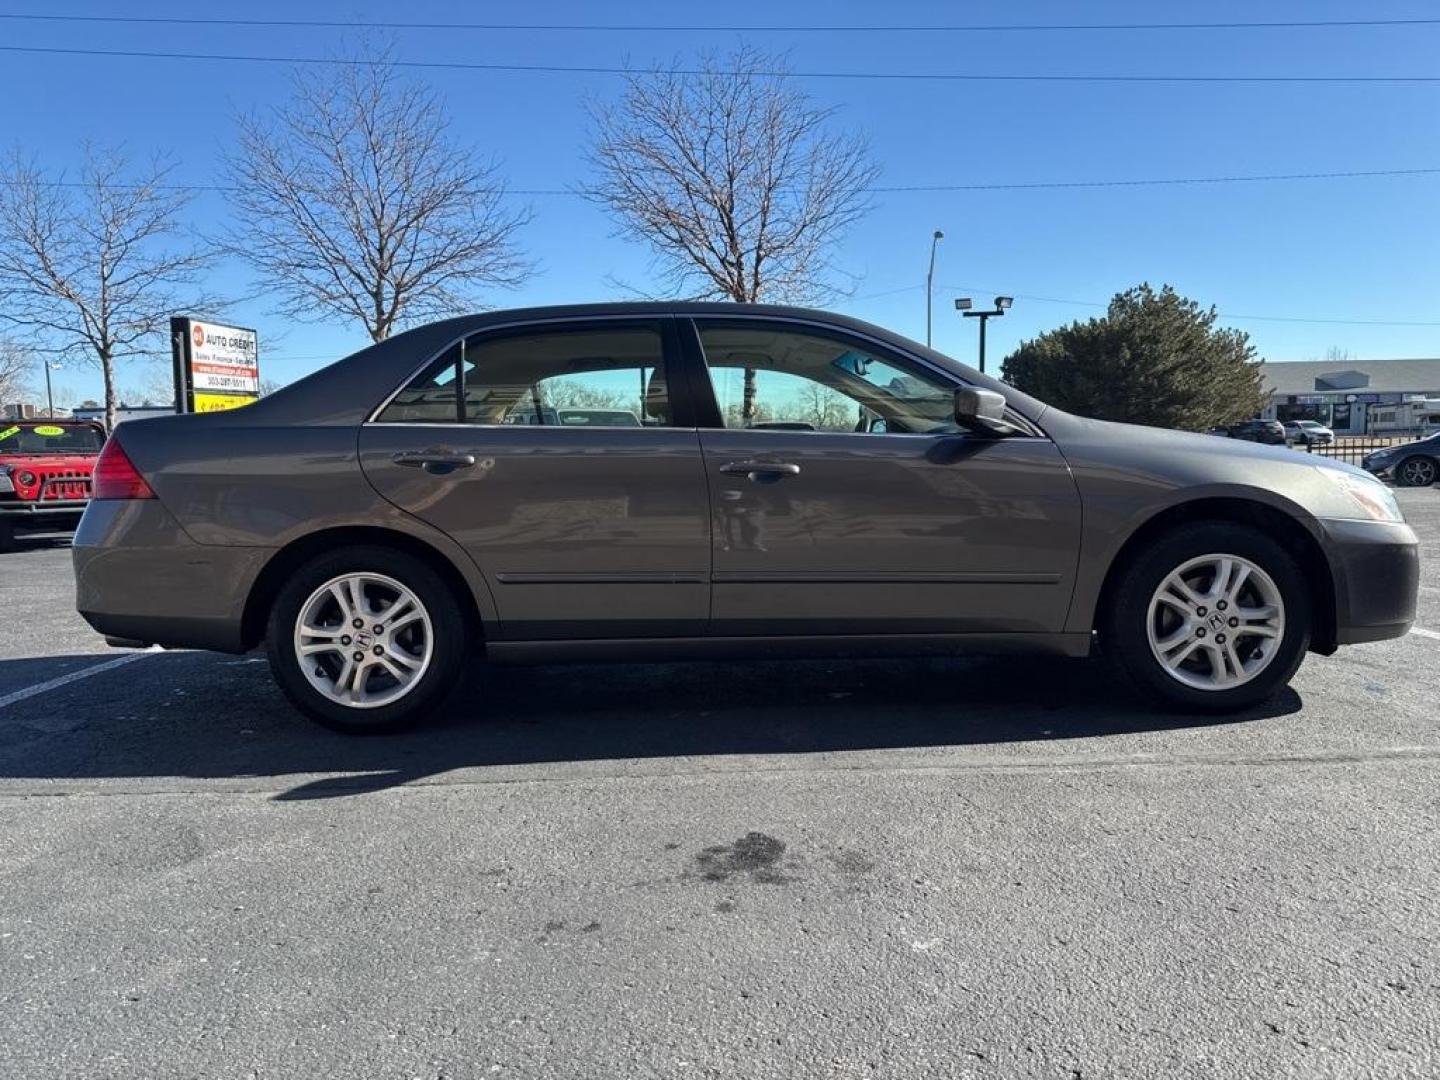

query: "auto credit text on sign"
xmin=189 ymin=321 xmax=259 ymax=394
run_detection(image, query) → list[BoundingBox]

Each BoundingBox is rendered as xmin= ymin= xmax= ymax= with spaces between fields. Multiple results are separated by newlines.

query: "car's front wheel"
xmin=1102 ymin=522 xmax=1311 ymax=713
xmin=1395 ymin=456 xmax=1437 ymax=487
xmin=266 ymin=545 xmax=470 ymax=733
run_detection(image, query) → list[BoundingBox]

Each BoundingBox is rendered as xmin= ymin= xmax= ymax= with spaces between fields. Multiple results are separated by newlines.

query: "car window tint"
xmin=697 ymin=324 xmax=955 ymax=434
xmin=375 ymin=342 xmax=464 ymax=424
xmin=462 ymin=326 xmax=668 ymax=427
xmin=375 ymin=325 xmax=671 ymax=427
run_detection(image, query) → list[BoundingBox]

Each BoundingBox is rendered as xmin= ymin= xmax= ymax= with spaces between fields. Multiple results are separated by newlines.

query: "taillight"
xmin=92 ymin=439 xmax=155 ymax=500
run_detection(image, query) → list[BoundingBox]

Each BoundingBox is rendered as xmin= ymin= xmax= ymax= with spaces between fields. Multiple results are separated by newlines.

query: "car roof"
xmin=198 ymin=302 xmax=1051 ymax=429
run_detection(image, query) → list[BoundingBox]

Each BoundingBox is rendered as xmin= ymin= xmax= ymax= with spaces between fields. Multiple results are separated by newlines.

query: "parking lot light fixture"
xmin=926 ymin=230 xmax=944 ymax=347
xmin=960 ymin=296 xmax=1014 ymax=374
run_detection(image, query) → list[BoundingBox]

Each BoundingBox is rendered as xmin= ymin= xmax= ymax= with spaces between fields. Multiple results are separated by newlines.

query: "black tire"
xmin=265 ymin=545 xmax=471 ymax=734
xmin=0 ymin=520 xmax=15 ymax=553
xmin=1101 ymin=522 xmax=1311 ymax=713
xmin=1395 ymin=456 xmax=1438 ymax=488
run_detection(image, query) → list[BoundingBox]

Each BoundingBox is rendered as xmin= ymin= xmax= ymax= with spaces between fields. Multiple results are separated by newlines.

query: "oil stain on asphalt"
xmin=693 ymin=832 xmax=793 ymax=885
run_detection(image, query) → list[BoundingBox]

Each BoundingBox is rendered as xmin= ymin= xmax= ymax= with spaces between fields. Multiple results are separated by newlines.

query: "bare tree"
xmin=0 ymin=146 xmax=213 ymax=430
xmin=541 ymin=379 xmax=627 ymax=410
xmin=586 ymin=46 xmax=879 ymax=305
xmin=226 ymin=52 xmax=532 ymax=344
xmin=0 ymin=338 xmax=33 ymax=405
xmin=119 ymin=361 xmax=180 ymax=408
xmin=783 ymin=381 xmax=857 ymax=430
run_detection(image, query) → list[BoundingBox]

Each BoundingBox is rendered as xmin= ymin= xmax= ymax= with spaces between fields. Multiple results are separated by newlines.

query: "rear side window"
xmin=375 ymin=342 xmax=466 ymax=424
xmin=375 ymin=324 xmax=671 ymax=428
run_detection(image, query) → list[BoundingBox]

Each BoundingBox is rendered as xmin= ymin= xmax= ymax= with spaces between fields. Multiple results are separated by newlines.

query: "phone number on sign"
xmin=194 ymin=375 xmax=258 ymax=391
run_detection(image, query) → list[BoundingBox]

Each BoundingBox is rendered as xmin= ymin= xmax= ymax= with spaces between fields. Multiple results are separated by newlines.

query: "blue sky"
xmin=3 ymin=0 xmax=1437 ymax=402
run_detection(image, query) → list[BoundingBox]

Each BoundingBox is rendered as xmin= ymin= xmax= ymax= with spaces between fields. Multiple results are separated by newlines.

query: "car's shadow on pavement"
xmin=0 ymin=650 xmax=1302 ymax=800
xmin=0 ymin=648 xmax=1307 ymax=800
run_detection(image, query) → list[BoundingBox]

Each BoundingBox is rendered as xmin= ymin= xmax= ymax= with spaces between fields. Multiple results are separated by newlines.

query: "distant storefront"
xmin=1261 ymin=359 xmax=1440 ymax=435
xmin=71 ymin=404 xmax=177 ymax=428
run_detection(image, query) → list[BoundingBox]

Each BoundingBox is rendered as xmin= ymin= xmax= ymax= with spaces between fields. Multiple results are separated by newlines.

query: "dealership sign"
xmin=169 ymin=317 xmax=260 ymax=413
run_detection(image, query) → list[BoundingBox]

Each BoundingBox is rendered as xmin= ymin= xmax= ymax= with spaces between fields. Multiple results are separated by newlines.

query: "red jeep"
xmin=0 ymin=418 xmax=106 ymax=551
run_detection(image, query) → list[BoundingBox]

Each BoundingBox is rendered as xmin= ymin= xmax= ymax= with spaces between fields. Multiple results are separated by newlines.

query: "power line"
xmin=932 ymin=285 xmax=1440 ymax=327
xmin=876 ymin=168 xmax=1440 ymax=191
xmin=1 ymin=43 xmax=1438 ymax=83
xmin=2 ymin=13 xmax=1438 ymax=33
xmin=4 ymin=166 xmax=1436 ymax=197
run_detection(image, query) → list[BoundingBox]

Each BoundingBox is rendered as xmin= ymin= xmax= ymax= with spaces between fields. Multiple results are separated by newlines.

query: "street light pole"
xmin=925 ymin=230 xmax=943 ymax=347
xmin=955 ymin=296 xmax=1014 ymax=375
xmin=43 ymin=360 xmax=57 ymax=417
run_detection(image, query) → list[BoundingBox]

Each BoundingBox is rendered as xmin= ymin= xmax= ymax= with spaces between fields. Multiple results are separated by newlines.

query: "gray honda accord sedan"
xmin=74 ymin=303 xmax=1418 ymax=732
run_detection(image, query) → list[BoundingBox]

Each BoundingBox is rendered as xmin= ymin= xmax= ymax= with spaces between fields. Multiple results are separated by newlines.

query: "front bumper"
xmin=1317 ymin=517 xmax=1419 ymax=644
xmin=0 ymin=498 xmax=88 ymax=517
xmin=0 ymin=499 xmax=87 ymax=535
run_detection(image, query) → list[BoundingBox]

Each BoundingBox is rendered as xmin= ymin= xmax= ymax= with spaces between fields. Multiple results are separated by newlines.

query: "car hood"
xmin=1379 ymin=435 xmax=1439 ymax=453
xmin=1039 ymin=410 xmax=1380 ymax=522
xmin=0 ymin=453 xmax=98 ymax=468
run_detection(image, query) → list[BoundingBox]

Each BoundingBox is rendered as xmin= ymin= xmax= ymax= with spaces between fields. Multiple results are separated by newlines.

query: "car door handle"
xmin=392 ymin=450 xmax=477 ymax=474
xmin=719 ymin=460 xmax=801 ymax=481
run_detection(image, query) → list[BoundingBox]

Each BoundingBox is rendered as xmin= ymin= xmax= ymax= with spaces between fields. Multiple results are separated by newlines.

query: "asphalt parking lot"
xmin=1 ymin=491 xmax=1438 ymax=1079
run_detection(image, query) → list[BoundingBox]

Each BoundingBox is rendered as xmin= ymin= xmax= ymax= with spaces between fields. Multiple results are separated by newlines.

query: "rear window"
xmin=0 ymin=422 xmax=105 ymax=454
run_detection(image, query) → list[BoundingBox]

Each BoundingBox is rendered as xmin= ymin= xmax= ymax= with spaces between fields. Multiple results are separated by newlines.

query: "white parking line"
xmin=0 ymin=647 xmax=161 ymax=712
xmin=1410 ymin=627 xmax=1440 ymax=641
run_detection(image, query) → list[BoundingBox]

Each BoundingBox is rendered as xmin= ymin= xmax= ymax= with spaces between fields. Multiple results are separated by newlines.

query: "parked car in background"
xmin=1222 ymin=419 xmax=1290 ymax=445
xmin=72 ymin=303 xmax=1418 ymax=733
xmin=1363 ymin=432 xmax=1440 ymax=487
xmin=0 ymin=419 xmax=106 ymax=551
xmin=1282 ymin=420 xmax=1335 ymax=447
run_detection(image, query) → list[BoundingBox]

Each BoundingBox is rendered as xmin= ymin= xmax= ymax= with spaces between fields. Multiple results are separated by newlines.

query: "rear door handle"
xmin=719 ymin=460 xmax=801 ymax=481
xmin=392 ymin=450 xmax=477 ymax=475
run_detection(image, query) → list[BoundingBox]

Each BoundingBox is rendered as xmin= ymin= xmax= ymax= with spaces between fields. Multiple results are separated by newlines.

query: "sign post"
xmin=169 ymin=317 xmax=260 ymax=413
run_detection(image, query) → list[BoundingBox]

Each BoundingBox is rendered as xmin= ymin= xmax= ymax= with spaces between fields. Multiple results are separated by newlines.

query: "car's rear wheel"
xmin=1395 ymin=456 xmax=1437 ymax=487
xmin=1102 ymin=522 xmax=1311 ymax=713
xmin=266 ymin=545 xmax=470 ymax=733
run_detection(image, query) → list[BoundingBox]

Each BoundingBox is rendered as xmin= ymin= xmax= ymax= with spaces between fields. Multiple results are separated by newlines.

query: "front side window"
xmin=696 ymin=323 xmax=957 ymax=434
xmin=376 ymin=324 xmax=670 ymax=428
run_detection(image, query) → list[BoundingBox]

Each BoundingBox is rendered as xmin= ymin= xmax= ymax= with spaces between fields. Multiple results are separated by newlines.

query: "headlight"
xmin=1316 ymin=466 xmax=1404 ymax=522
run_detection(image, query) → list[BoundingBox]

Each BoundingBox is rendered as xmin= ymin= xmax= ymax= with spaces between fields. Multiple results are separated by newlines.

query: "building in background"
xmin=70 ymin=403 xmax=175 ymax=427
xmin=1262 ymin=359 xmax=1440 ymax=435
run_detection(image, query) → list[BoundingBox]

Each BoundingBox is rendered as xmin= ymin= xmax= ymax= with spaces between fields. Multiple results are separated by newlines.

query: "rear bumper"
xmin=73 ymin=499 xmax=271 ymax=653
xmin=1317 ymin=517 xmax=1419 ymax=645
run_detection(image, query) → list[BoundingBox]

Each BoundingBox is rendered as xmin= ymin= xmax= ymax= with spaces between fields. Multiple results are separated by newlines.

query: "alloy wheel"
xmin=1400 ymin=457 xmax=1437 ymax=486
xmin=1145 ymin=553 xmax=1285 ymax=691
xmin=293 ymin=573 xmax=434 ymax=708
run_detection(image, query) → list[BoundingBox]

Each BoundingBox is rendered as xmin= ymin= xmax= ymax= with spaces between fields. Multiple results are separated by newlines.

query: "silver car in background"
xmin=73 ymin=303 xmax=1418 ymax=732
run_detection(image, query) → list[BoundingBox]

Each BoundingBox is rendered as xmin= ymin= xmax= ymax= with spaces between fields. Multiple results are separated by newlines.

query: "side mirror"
xmin=954 ymin=387 xmax=1012 ymax=434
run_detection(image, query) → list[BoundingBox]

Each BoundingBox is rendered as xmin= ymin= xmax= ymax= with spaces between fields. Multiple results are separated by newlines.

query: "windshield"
xmin=0 ymin=422 xmax=104 ymax=455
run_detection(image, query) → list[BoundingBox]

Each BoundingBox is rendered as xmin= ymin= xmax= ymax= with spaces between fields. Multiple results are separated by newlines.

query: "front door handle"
xmin=719 ymin=460 xmax=801 ymax=482
xmin=392 ymin=450 xmax=477 ymax=475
